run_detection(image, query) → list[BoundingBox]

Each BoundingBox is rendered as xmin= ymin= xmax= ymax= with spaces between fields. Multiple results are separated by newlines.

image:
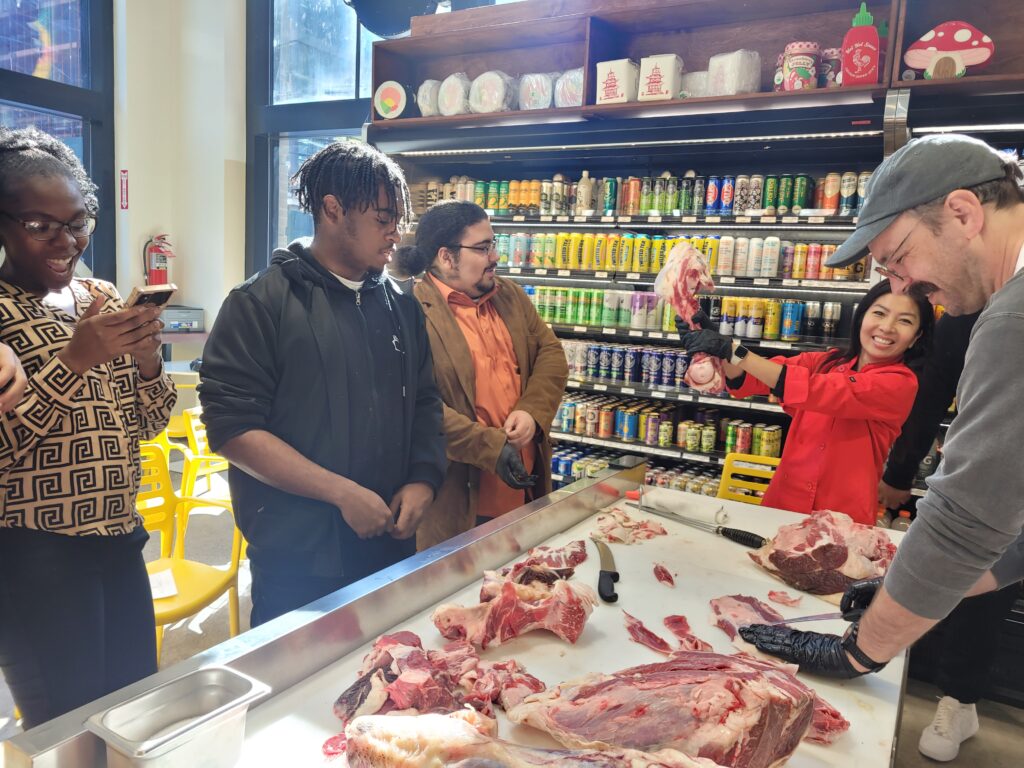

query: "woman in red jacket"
xmin=681 ymin=280 xmax=933 ymax=525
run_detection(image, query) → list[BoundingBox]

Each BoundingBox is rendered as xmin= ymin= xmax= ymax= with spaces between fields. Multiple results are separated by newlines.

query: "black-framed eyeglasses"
xmin=871 ymin=220 xmax=920 ymax=283
xmin=449 ymin=241 xmax=497 ymax=255
xmin=0 ymin=211 xmax=97 ymax=242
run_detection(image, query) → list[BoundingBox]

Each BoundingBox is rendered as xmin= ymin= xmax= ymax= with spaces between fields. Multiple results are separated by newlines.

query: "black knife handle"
xmin=598 ymin=569 xmax=619 ymax=603
xmin=719 ymin=527 xmax=768 ymax=549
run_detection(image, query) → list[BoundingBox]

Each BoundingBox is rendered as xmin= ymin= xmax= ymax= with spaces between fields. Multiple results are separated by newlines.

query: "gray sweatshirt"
xmin=885 ymin=267 xmax=1024 ymax=619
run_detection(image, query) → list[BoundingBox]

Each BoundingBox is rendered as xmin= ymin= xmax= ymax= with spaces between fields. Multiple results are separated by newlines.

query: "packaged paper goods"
xmin=416 ymin=79 xmax=441 ymax=117
xmin=519 ymin=72 xmax=559 ymax=111
xmin=438 ymin=72 xmax=472 ymax=116
xmin=554 ymin=67 xmax=585 ymax=107
xmin=469 ymin=70 xmax=518 ymax=113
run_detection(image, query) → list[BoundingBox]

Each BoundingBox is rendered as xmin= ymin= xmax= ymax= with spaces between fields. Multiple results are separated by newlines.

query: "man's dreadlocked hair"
xmin=0 ymin=126 xmax=99 ymax=215
xmin=292 ymin=140 xmax=411 ymax=231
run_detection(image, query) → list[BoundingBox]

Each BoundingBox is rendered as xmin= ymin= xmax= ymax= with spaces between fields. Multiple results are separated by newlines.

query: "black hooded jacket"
xmin=198 ymin=239 xmax=446 ymax=578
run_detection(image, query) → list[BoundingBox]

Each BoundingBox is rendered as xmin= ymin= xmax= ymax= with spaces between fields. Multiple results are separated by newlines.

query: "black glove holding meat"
xmin=495 ymin=441 xmax=537 ymax=490
xmin=738 ymin=625 xmax=867 ymax=679
xmin=839 ymin=576 xmax=883 ymax=620
xmin=678 ymin=311 xmax=732 ymax=360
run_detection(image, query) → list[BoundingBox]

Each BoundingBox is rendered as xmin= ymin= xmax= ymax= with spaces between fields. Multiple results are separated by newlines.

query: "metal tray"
xmin=85 ymin=667 xmax=269 ymax=768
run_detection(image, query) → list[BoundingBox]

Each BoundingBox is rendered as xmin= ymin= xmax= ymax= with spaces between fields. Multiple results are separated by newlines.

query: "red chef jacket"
xmin=729 ymin=352 xmax=918 ymax=525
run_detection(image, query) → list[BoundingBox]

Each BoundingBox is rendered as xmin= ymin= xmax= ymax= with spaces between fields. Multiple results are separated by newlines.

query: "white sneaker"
xmin=918 ymin=696 xmax=980 ymax=761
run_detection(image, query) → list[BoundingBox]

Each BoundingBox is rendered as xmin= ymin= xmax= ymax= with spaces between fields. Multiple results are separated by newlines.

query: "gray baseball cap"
xmin=826 ymin=134 xmax=1010 ymax=267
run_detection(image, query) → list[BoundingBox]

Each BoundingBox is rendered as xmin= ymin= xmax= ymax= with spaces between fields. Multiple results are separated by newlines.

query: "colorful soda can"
xmin=761 ymin=236 xmax=781 ymax=278
xmin=702 ymin=236 xmax=720 ymax=274
xmin=610 ymin=346 xmax=625 ymax=381
xmin=686 ymin=423 xmax=702 ymax=452
xmin=781 ymin=300 xmax=802 ymax=341
xmin=568 ymin=232 xmax=584 ymax=269
xmin=733 ymin=237 xmax=750 ymax=276
xmin=498 ymin=180 xmax=510 ymax=215
xmin=764 ymin=298 xmax=782 ymax=340
xmin=529 ymin=233 xmax=545 ymax=266
xmin=474 ymin=180 xmax=487 ymax=207
xmin=717 ymin=235 xmax=735 ymax=276
xmin=839 ymin=172 xmax=859 ymax=216
xmin=701 ymin=424 xmax=717 ymax=454
xmin=598 ymin=345 xmax=612 ymax=378
xmin=720 ymin=175 xmax=735 ymax=216
xmin=691 ymin=177 xmax=706 ymax=216
xmin=586 ymin=344 xmax=601 ymax=378
xmin=720 ymin=296 xmax=737 ymax=336
xmin=674 ymin=352 xmax=690 ymax=386
xmin=634 ymin=234 xmax=652 ymax=272
xmin=598 ymin=406 xmax=615 ymax=438
xmin=651 ymin=236 xmax=667 ymax=273
xmin=781 ymin=240 xmax=795 ymax=278
xmin=748 ymin=175 xmax=764 ymax=213
xmin=820 ymin=244 xmax=837 ymax=279
xmin=622 ymin=410 xmax=639 ymax=442
xmin=660 ymin=350 xmax=676 ymax=387
xmin=581 ymin=232 xmax=597 ymax=271
xmin=618 ymin=234 xmax=636 ymax=271
xmin=605 ymin=233 xmax=622 ymax=271
xmin=495 ymin=232 xmax=510 ymax=264
xmin=734 ymin=175 xmax=751 ymax=214
xmin=736 ymin=423 xmax=753 ymax=453
xmin=822 ymin=172 xmax=842 ymax=213
xmin=705 ymin=176 xmax=721 ymax=215
xmin=543 ymin=232 xmax=558 ymax=267
xmin=792 ymin=242 xmax=809 ymax=279
xmin=678 ymin=177 xmax=695 ymax=213
xmin=624 ymin=345 xmax=640 ymax=382
xmin=647 ymin=348 xmax=664 ymax=387
xmin=746 ymin=237 xmax=764 ymax=277
xmin=792 ymin=174 xmax=811 ymax=214
xmin=593 ymin=233 xmax=609 ymax=271
xmin=777 ymin=174 xmax=794 ymax=215
xmin=602 ymin=177 xmax=618 ymax=215
xmin=856 ymin=171 xmax=872 ymax=214
xmin=806 ymin=243 xmax=823 ymax=280
xmin=747 ymin=299 xmax=765 ymax=339
xmin=761 ymin=175 xmax=779 ymax=214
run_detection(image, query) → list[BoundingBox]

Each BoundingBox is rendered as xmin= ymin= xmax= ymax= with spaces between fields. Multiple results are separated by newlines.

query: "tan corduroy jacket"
xmin=413 ymin=275 xmax=568 ymax=550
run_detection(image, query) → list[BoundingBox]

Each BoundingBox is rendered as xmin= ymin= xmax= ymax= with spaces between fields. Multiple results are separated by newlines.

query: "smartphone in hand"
xmin=125 ymin=283 xmax=177 ymax=309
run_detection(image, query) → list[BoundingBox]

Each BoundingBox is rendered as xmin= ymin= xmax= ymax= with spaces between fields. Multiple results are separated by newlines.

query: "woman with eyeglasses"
xmin=400 ymin=200 xmax=567 ymax=549
xmin=0 ymin=127 xmax=177 ymax=727
xmin=681 ymin=279 xmax=933 ymax=525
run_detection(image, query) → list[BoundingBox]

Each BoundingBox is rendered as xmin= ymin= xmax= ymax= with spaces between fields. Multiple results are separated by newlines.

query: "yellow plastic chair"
xmin=165 ymin=382 xmax=196 ymax=440
xmin=181 ymin=406 xmax=229 ymax=497
xmin=717 ymin=453 xmax=781 ymax=506
xmin=136 ymin=444 xmax=241 ymax=661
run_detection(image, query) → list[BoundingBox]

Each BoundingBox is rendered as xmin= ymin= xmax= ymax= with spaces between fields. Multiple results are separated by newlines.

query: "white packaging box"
xmin=595 ymin=58 xmax=640 ymax=104
xmin=707 ymin=49 xmax=762 ymax=96
xmin=638 ymin=54 xmax=685 ymax=101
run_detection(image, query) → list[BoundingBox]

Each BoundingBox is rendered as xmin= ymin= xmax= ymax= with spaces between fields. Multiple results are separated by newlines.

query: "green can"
xmin=589 ymin=289 xmax=603 ymax=325
xmin=565 ymin=288 xmax=580 ymax=325
xmin=761 ymin=175 xmax=779 ymax=214
xmin=601 ymin=290 xmax=618 ymax=326
xmin=486 ymin=180 xmax=500 ymax=211
xmin=678 ymin=177 xmax=694 ymax=213
xmin=777 ymin=174 xmax=795 ymax=215
xmin=473 ymin=180 xmax=487 ymax=207
xmin=792 ymin=175 xmax=811 ymax=214
xmin=535 ymin=286 xmax=547 ymax=322
xmin=498 ymin=180 xmax=510 ymax=215
xmin=579 ymin=289 xmax=592 ymax=325
xmin=553 ymin=288 xmax=567 ymax=324
xmin=639 ymin=177 xmax=653 ymax=213
xmin=726 ymin=421 xmax=739 ymax=454
xmin=752 ymin=423 xmax=764 ymax=455
xmin=602 ymin=178 xmax=618 ymax=216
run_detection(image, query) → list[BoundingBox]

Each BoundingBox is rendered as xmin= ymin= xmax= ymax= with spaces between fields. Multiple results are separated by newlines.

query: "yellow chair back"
xmin=137 ymin=444 xmax=181 ymax=558
xmin=717 ymin=453 xmax=781 ymax=506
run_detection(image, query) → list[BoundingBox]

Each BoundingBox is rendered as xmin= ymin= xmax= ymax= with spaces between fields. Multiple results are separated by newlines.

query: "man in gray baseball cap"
xmin=742 ymin=133 xmax=1024 ymax=696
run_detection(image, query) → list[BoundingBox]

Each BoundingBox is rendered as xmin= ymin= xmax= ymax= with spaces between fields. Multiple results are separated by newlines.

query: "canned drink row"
xmin=561 ymin=340 xmax=695 ymax=388
xmin=645 ymin=465 xmax=722 ymax=496
xmin=698 ymin=296 xmax=844 ymax=341
xmin=529 ymin=286 xmax=667 ymax=330
xmin=709 ymin=236 xmax=865 ymax=282
xmin=496 ymin=231 xmax=680 ymax=273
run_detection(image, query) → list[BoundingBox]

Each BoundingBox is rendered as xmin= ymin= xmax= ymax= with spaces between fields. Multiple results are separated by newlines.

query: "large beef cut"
xmin=345 ymin=709 xmax=725 ymax=768
xmin=709 ymin=595 xmax=785 ymax=641
xmin=507 ymin=650 xmax=815 ymax=768
xmin=654 ymin=243 xmax=725 ymax=394
xmin=748 ymin=510 xmax=896 ymax=595
xmin=433 ymin=578 xmax=597 ymax=648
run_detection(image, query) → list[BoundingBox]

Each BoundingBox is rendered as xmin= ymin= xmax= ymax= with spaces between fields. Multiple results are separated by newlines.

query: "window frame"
xmin=246 ymin=0 xmax=372 ymax=276
xmin=0 ymin=0 xmax=116 ymax=281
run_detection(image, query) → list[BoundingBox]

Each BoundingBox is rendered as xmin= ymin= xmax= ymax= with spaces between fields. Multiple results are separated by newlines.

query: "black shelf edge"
xmin=563 ymin=378 xmax=788 ymax=416
xmin=489 ymin=213 xmax=858 ymax=232
xmin=546 ymin=323 xmax=835 ymax=352
xmin=550 ymin=430 xmax=726 ymax=466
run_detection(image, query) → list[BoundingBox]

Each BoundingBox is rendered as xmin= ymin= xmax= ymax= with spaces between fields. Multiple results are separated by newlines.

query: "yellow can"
xmin=702 ymin=236 xmax=720 ymax=275
xmin=662 ymin=299 xmax=677 ymax=332
xmin=763 ymin=298 xmax=782 ymax=340
xmin=555 ymin=232 xmax=571 ymax=269
xmin=819 ymin=244 xmax=836 ymax=280
xmin=633 ymin=234 xmax=652 ymax=273
xmin=689 ymin=235 xmax=705 ymax=254
xmin=543 ymin=232 xmax=558 ymax=268
xmin=618 ymin=234 xmax=636 ymax=271
xmin=593 ymin=233 xmax=609 ymax=271
xmin=568 ymin=232 xmax=584 ymax=270
xmin=792 ymin=243 xmax=809 ymax=279
xmin=581 ymin=233 xmax=597 ymax=271
xmin=605 ymin=233 xmax=622 ymax=271
xmin=650 ymin=236 xmax=667 ymax=274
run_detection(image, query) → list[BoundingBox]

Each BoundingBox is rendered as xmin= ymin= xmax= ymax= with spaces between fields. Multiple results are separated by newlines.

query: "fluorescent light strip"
xmin=914 ymin=124 xmax=1024 ymax=135
xmin=395 ymin=130 xmax=884 ymax=157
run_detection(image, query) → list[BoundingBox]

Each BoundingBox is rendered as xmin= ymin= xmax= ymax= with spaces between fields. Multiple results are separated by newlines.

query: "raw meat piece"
xmin=624 ymin=610 xmax=674 ymax=655
xmin=664 ymin=615 xmax=714 ymax=652
xmin=480 ymin=564 xmax=571 ymax=602
xmin=464 ymin=659 xmax=546 ymax=713
xmin=654 ymin=243 xmax=725 ymax=394
xmin=748 ymin=510 xmax=896 ymax=595
xmin=807 ymin=694 xmax=851 ymax=745
xmin=654 ymin=563 xmax=676 ymax=586
xmin=345 ymin=709 xmax=724 ymax=768
xmin=507 ymin=650 xmax=815 ymax=768
xmin=433 ymin=579 xmax=597 ymax=648
xmin=595 ymin=509 xmax=668 ymax=544
xmin=509 ymin=539 xmax=588 ymax=570
xmin=767 ymin=590 xmax=802 ymax=607
xmin=709 ymin=595 xmax=785 ymax=641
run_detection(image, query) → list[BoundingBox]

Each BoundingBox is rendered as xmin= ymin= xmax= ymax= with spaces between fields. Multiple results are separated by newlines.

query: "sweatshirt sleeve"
xmin=726 ymin=352 xmax=803 ymax=400
xmin=406 ymin=300 xmax=447 ymax=491
xmin=781 ymin=358 xmax=918 ymax=423
xmin=198 ymin=290 xmax=279 ymax=453
xmin=884 ymin=309 xmax=1024 ymax=619
xmin=883 ymin=313 xmax=975 ymax=489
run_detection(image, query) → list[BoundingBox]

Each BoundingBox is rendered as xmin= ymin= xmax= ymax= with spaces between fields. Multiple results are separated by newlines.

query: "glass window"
xmin=273 ymin=0 xmax=357 ymax=104
xmin=0 ymin=0 xmax=86 ymax=87
xmin=358 ymin=25 xmax=378 ymax=99
xmin=0 ymin=100 xmax=84 ymax=160
xmin=272 ymin=134 xmax=362 ymax=249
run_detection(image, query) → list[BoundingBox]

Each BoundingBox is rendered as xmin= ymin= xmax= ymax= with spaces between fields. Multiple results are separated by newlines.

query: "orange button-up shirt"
xmin=429 ymin=274 xmax=533 ymax=517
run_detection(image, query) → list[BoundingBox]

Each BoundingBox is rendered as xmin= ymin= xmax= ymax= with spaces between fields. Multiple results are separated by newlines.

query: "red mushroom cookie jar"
xmin=903 ymin=21 xmax=994 ymax=81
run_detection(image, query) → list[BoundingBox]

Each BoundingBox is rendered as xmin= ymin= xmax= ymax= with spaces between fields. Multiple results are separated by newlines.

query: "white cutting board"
xmin=240 ymin=491 xmax=906 ymax=767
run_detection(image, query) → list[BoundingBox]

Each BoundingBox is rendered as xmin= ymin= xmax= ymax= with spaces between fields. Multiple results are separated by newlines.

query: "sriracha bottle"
xmin=841 ymin=3 xmax=880 ymax=86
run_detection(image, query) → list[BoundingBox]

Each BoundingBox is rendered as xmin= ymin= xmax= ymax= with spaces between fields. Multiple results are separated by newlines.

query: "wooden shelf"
xmin=369 ymin=107 xmax=586 ymax=132
xmin=891 ymin=74 xmax=1024 ymax=94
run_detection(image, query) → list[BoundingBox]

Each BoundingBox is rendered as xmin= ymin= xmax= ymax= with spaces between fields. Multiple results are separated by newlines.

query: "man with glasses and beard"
xmin=199 ymin=142 xmax=446 ymax=626
xmin=397 ymin=200 xmax=567 ymax=550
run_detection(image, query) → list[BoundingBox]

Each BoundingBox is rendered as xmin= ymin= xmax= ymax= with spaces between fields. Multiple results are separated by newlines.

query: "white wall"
xmin=113 ymin=0 xmax=246 ymax=335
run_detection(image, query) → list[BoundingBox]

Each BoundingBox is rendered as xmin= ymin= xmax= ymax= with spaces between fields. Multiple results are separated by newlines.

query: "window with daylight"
xmin=0 ymin=0 xmax=86 ymax=87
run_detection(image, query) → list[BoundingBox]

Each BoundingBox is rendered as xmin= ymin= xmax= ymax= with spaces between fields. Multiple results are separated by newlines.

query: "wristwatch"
xmin=730 ymin=340 xmax=750 ymax=366
xmin=841 ymin=621 xmax=888 ymax=673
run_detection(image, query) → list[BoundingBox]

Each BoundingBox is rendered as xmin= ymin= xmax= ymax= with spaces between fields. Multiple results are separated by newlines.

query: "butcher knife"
xmin=624 ymin=500 xmax=767 ymax=549
xmin=764 ymin=607 xmax=865 ymax=625
xmin=590 ymin=537 xmax=620 ymax=603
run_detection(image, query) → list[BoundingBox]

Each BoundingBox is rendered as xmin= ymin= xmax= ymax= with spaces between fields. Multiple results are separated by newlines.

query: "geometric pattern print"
xmin=0 ymin=278 xmax=176 ymax=536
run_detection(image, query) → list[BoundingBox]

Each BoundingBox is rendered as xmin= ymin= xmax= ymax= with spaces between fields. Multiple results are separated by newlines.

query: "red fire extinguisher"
xmin=142 ymin=234 xmax=175 ymax=285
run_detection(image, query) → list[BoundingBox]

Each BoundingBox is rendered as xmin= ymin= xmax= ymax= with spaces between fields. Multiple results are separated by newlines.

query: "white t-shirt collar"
xmin=1015 ymin=241 xmax=1024 ymax=275
xmin=332 ymin=273 xmax=364 ymax=291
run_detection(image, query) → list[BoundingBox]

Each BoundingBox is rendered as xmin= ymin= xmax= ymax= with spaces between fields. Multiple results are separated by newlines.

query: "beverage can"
xmin=660 ymin=350 xmax=676 ymax=388
xmin=761 ymin=236 xmax=781 ymax=278
xmin=647 ymin=348 xmax=664 ymax=386
xmin=644 ymin=413 xmax=661 ymax=447
xmin=705 ymin=176 xmax=721 ymax=215
xmin=639 ymin=177 xmax=653 ymax=214
xmin=736 ymin=423 xmax=753 ymax=453
xmin=720 ymin=175 xmax=735 ymax=216
xmin=733 ymin=237 xmax=750 ymax=276
xmin=717 ymin=235 xmax=735 ymax=276
xmin=674 ymin=351 xmax=690 ymax=386
xmin=543 ymin=232 xmax=558 ymax=268
xmin=568 ymin=232 xmax=584 ymax=270
xmin=678 ymin=177 xmax=695 ymax=213
xmin=764 ymin=298 xmax=782 ymax=340
xmin=805 ymin=300 xmax=822 ymax=338
xmin=618 ymin=234 xmax=636 ymax=272
xmin=593 ymin=233 xmax=608 ymax=271
xmin=823 ymin=301 xmax=841 ymax=339
xmin=708 ymin=295 xmax=723 ymax=327
xmin=581 ymin=233 xmax=597 ymax=271
xmin=792 ymin=242 xmax=809 ymax=279
xmin=552 ymin=179 xmax=565 ymax=216
xmin=555 ymin=232 xmax=571 ymax=269
xmin=625 ymin=177 xmax=642 ymax=216
xmin=822 ymin=172 xmax=842 ymax=213
xmin=792 ymin=174 xmax=811 ymax=214
xmin=578 ymin=290 xmax=593 ymax=326
xmin=820 ymin=244 xmax=837 ymax=280
xmin=617 ymin=290 xmax=633 ymax=328
xmin=610 ymin=346 xmax=625 ymax=381
xmin=564 ymin=287 xmax=579 ymax=325
xmin=752 ymin=424 xmax=765 ymax=456
xmin=762 ymin=175 xmax=779 ymax=215
xmin=558 ymin=403 xmax=575 ymax=434
xmin=777 ymin=174 xmax=794 ymax=215
xmin=598 ymin=345 xmax=612 ymax=379
xmin=734 ymin=297 xmax=749 ymax=338
xmin=586 ymin=344 xmax=601 ymax=378
xmin=630 ymin=292 xmax=648 ymax=330
xmin=806 ymin=243 xmax=823 ymax=280
xmin=686 ymin=423 xmax=702 ymax=452
xmin=702 ymin=236 xmax=720 ymax=274
xmin=747 ymin=237 xmax=764 ymax=277
xmin=839 ymin=172 xmax=859 ymax=216
xmin=650 ymin=236 xmax=667 ymax=273
xmin=589 ymin=289 xmax=603 ymax=325
xmin=652 ymin=176 xmax=667 ymax=214
xmin=474 ymin=180 xmax=487 ymax=207
xmin=601 ymin=290 xmax=619 ymax=326
xmin=814 ymin=177 xmax=826 ymax=209
xmin=495 ymin=232 xmax=510 ymax=265
xmin=720 ymin=296 xmax=737 ymax=335
xmin=604 ymin=233 xmax=621 ymax=271
xmin=585 ymin=403 xmax=599 ymax=437
xmin=598 ymin=406 xmax=615 ymax=438
xmin=622 ymin=410 xmax=639 ymax=442
xmin=780 ymin=240 xmax=795 ymax=279
xmin=747 ymin=298 xmax=765 ymax=339
xmin=701 ymin=424 xmax=717 ymax=454
xmin=857 ymin=171 xmax=872 ymax=214
xmin=634 ymin=234 xmax=652 ymax=272
xmin=508 ymin=180 xmax=521 ymax=210
xmin=602 ymin=177 xmax=618 ymax=216
xmin=734 ymin=175 xmax=751 ymax=214
xmin=691 ymin=177 xmax=706 ymax=216
xmin=498 ymin=180 xmax=510 ymax=215
xmin=510 ymin=233 xmax=528 ymax=267
xmin=748 ymin=175 xmax=764 ymax=213
xmin=487 ymin=180 xmax=500 ymax=210
xmin=529 ymin=233 xmax=545 ymax=267
xmin=658 ymin=421 xmax=674 ymax=448
xmin=781 ymin=300 xmax=803 ymax=341
xmin=624 ymin=345 xmax=640 ymax=382
xmin=665 ymin=177 xmax=678 ymax=213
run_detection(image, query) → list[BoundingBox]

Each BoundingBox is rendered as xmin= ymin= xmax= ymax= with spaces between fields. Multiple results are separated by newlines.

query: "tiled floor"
xmin=2 ymin=476 xmax=1021 ymax=764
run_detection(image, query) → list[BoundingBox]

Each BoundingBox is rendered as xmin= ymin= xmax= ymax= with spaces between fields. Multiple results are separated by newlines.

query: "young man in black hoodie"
xmin=198 ymin=142 xmax=446 ymax=626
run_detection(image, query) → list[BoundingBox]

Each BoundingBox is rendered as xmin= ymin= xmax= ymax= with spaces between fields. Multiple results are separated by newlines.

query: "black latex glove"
xmin=679 ymin=311 xmax=732 ymax=360
xmin=738 ymin=625 xmax=867 ymax=679
xmin=840 ymin=576 xmax=883 ymax=621
xmin=495 ymin=441 xmax=537 ymax=490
